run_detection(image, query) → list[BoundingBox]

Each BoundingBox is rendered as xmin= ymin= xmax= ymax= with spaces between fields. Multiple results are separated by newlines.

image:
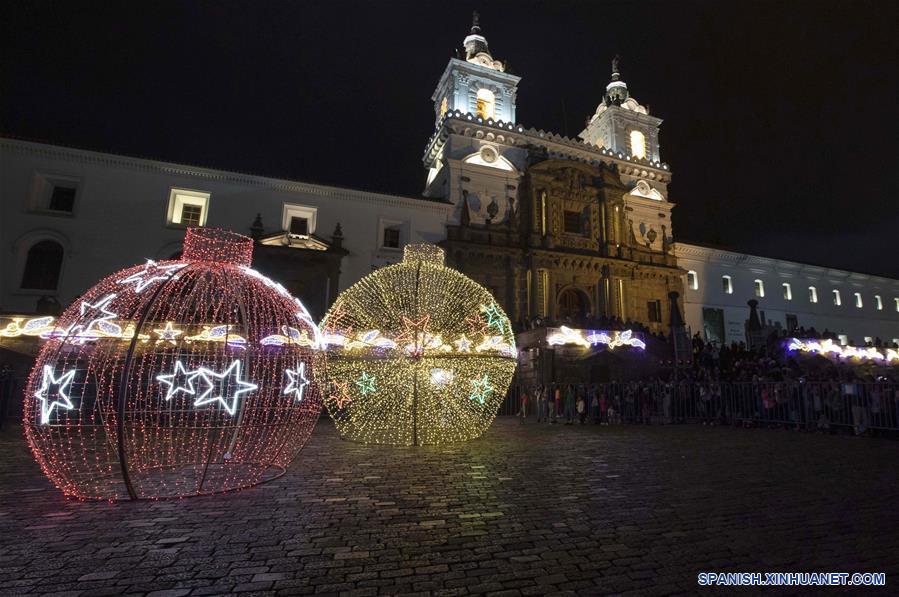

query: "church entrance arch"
xmin=557 ymin=287 xmax=590 ymax=321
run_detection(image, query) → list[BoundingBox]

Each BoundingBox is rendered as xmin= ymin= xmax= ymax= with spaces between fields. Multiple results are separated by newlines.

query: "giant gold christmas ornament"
xmin=318 ymin=244 xmax=517 ymax=445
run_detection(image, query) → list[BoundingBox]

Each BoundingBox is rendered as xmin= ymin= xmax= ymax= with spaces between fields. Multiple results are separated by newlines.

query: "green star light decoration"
xmin=355 ymin=372 xmax=377 ymax=395
xmin=469 ymin=374 xmax=493 ymax=405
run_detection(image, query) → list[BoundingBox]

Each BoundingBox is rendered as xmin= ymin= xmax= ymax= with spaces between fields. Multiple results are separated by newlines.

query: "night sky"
xmin=3 ymin=1 xmax=897 ymax=277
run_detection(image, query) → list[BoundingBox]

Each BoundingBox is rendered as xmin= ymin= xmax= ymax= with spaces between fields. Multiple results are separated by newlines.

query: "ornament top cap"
xmin=182 ymin=227 xmax=253 ymax=267
xmin=403 ymin=244 xmax=445 ymax=266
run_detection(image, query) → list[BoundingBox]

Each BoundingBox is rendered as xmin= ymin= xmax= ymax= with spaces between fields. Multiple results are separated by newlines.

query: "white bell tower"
xmin=579 ymin=56 xmax=663 ymax=163
xmin=430 ymin=12 xmax=521 ymax=127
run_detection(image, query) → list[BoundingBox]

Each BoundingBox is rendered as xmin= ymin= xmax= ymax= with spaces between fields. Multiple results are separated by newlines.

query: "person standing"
xmin=535 ymin=385 xmax=546 ymax=422
xmin=564 ymin=384 xmax=576 ymax=425
xmin=517 ymin=389 xmax=529 ymax=424
xmin=553 ymin=385 xmax=562 ymax=424
xmin=589 ymin=384 xmax=599 ymax=423
xmin=577 ymin=393 xmax=587 ymax=424
xmin=662 ymin=380 xmax=672 ymax=424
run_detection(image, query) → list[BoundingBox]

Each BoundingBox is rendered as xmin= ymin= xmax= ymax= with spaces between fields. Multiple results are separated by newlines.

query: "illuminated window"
xmin=722 ymin=275 xmax=733 ymax=295
xmin=874 ymin=295 xmax=882 ymax=310
xmin=167 ymin=188 xmax=210 ymax=227
xmin=439 ymin=96 xmax=448 ymax=119
xmin=180 ymin=204 xmax=203 ymax=227
xmin=687 ymin=271 xmax=698 ymax=290
xmin=837 ymin=334 xmax=848 ymax=346
xmin=476 ymin=88 xmax=495 ymax=120
xmin=896 ymin=298 xmax=899 ymax=312
xmin=782 ymin=282 xmax=792 ymax=301
xmin=754 ymin=279 xmax=765 ymax=298
xmin=613 ymin=205 xmax=621 ymax=245
xmin=853 ymin=292 xmax=863 ymax=308
xmin=629 ymin=130 xmax=646 ymax=159
xmin=832 ymin=289 xmax=841 ymax=306
xmin=808 ymin=286 xmax=818 ymax=303
xmin=540 ymin=191 xmax=547 ymax=236
xmin=536 ymin=269 xmax=549 ymax=317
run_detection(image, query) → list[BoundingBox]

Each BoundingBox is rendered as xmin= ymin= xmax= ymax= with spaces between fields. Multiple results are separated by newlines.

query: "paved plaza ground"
xmin=0 ymin=418 xmax=897 ymax=596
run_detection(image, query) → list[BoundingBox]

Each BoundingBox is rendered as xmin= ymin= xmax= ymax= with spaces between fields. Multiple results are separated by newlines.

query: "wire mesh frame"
xmin=319 ymin=253 xmax=518 ymax=446
xmin=23 ymin=231 xmax=321 ymax=500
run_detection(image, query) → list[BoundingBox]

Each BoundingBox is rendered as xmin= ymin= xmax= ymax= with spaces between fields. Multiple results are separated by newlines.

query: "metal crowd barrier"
xmin=499 ymin=381 xmax=899 ymax=434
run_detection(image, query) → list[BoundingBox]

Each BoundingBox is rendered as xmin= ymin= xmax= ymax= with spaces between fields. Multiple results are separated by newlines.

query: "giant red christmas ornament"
xmin=24 ymin=228 xmax=321 ymax=500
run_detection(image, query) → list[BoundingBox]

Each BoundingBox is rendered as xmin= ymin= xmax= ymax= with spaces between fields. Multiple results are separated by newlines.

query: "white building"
xmin=0 ymin=137 xmax=451 ymax=316
xmin=675 ymin=243 xmax=899 ymax=347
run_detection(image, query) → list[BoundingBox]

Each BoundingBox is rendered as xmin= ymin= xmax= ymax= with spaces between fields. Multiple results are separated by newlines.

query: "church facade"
xmin=423 ymin=19 xmax=682 ymax=333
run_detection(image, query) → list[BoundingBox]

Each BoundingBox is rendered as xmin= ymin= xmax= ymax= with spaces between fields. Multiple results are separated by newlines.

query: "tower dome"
xmin=463 ymin=11 xmax=505 ymax=72
xmin=605 ymin=55 xmax=629 ymax=106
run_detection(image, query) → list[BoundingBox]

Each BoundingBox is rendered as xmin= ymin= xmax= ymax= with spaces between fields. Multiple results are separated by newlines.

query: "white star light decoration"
xmin=156 ymin=360 xmax=200 ymax=401
xmin=69 ymin=293 xmax=121 ymax=339
xmin=283 ymin=362 xmax=309 ymax=403
xmin=156 ymin=359 xmax=257 ymax=416
xmin=34 ymin=365 xmax=77 ymax=424
xmin=117 ymin=259 xmax=187 ymax=293
xmin=193 ymin=360 xmax=258 ymax=416
xmin=153 ymin=322 xmax=183 ymax=345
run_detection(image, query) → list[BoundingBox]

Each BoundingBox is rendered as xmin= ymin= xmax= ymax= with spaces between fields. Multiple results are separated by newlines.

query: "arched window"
xmin=686 ymin=270 xmax=698 ymax=290
xmin=782 ymin=282 xmax=792 ymax=300
xmin=629 ymin=130 xmax=647 ymax=159
xmin=557 ymin=288 xmax=587 ymax=320
xmin=20 ymin=240 xmax=64 ymax=290
xmin=754 ymin=279 xmax=765 ymax=298
xmin=476 ymin=88 xmax=495 ymax=120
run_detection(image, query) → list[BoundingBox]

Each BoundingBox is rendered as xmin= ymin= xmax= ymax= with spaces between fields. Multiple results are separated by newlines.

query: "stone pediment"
xmin=628 ymin=179 xmax=665 ymax=201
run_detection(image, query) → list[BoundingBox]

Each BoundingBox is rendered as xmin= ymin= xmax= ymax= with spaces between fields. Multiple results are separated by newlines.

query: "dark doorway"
xmin=557 ymin=287 xmax=589 ymax=320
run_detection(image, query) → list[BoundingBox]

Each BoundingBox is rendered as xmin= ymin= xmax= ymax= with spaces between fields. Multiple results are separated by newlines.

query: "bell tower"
xmin=430 ymin=12 xmax=521 ymax=127
xmin=579 ymin=56 xmax=663 ymax=163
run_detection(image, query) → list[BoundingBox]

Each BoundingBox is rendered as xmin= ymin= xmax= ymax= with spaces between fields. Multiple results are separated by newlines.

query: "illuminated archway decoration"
xmin=546 ymin=326 xmax=646 ymax=350
xmin=318 ymin=244 xmax=517 ymax=446
xmin=786 ymin=338 xmax=898 ymax=365
xmin=23 ymin=228 xmax=322 ymax=500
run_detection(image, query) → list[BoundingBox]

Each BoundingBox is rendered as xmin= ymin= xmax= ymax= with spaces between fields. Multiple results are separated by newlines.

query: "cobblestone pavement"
xmin=1 ymin=419 xmax=897 ymax=596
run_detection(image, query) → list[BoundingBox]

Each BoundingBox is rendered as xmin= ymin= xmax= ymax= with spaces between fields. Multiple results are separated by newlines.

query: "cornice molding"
xmin=1 ymin=137 xmax=453 ymax=214
xmin=674 ymin=242 xmax=899 ymax=287
xmin=423 ymin=112 xmax=672 ymax=183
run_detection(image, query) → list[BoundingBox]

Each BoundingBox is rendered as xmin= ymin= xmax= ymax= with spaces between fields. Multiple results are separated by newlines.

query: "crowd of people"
xmin=511 ymin=331 xmax=899 ymax=436
xmin=512 ymin=374 xmax=899 ymax=437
